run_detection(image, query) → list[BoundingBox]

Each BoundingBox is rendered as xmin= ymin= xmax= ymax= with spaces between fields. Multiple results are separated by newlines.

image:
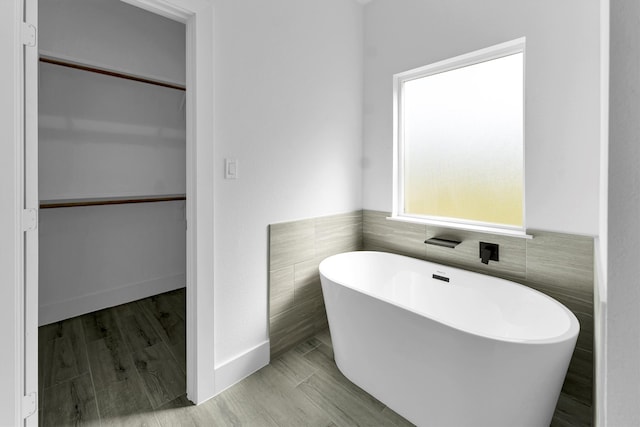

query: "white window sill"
xmin=387 ymin=215 xmax=533 ymax=239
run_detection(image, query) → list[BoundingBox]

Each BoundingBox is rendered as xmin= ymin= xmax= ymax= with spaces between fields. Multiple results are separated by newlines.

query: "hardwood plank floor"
xmin=39 ymin=289 xmax=186 ymax=427
xmin=132 ymin=342 xmax=186 ymax=409
xmin=39 ymin=288 xmax=588 ymax=426
xmin=41 ymin=372 xmax=100 ymax=426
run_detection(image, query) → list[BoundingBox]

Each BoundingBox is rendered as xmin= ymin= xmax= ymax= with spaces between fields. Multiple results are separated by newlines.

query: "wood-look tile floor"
xmin=39 ymin=288 xmax=589 ymax=427
xmin=37 ymin=288 xmax=412 ymax=427
xmin=39 ymin=288 xmax=187 ymax=427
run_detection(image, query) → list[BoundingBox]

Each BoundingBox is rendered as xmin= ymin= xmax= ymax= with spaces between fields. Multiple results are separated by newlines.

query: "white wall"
xmin=211 ymin=0 xmax=364 ymax=365
xmin=39 ymin=62 xmax=186 ymax=200
xmin=39 ymin=0 xmax=185 ymax=86
xmin=362 ymin=0 xmax=601 ymax=236
xmin=0 ymin=0 xmax=22 ymax=423
xmin=39 ymin=202 xmax=187 ymax=324
xmin=606 ymin=0 xmax=640 ymax=424
xmin=34 ymin=0 xmax=363 ymax=400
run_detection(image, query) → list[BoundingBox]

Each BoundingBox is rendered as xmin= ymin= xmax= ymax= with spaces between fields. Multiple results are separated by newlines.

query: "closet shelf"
xmin=40 ymin=194 xmax=186 ymax=209
xmin=40 ymin=56 xmax=186 ymax=91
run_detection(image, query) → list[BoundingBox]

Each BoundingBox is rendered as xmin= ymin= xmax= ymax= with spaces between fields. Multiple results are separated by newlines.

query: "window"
xmin=393 ymin=38 xmax=526 ymax=235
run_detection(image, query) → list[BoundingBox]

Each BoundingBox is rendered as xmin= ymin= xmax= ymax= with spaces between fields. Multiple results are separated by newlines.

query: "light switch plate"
xmin=225 ymin=158 xmax=238 ymax=179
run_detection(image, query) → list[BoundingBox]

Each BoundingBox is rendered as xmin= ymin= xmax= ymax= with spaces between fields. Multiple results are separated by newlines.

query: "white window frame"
xmin=391 ymin=37 xmax=531 ymax=238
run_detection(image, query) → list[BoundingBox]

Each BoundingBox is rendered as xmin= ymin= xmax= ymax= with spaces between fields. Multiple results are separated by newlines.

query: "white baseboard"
xmin=39 ymin=273 xmax=185 ymax=325
xmin=214 ymin=340 xmax=270 ymax=395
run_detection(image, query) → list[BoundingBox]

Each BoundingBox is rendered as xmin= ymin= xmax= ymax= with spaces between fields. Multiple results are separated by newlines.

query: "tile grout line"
xmin=78 ymin=317 xmax=102 ymax=424
xmin=138 ymin=298 xmax=187 ymax=377
xmin=40 ymin=371 xmax=92 ymax=392
xmin=127 ymin=347 xmax=159 ymax=416
xmin=120 ymin=302 xmax=175 ymax=412
xmin=112 ymin=302 xmax=166 ymax=416
xmin=293 ymin=372 xmax=364 ymax=427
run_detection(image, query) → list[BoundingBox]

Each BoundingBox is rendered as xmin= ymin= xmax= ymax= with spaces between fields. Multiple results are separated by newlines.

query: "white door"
xmin=23 ymin=0 xmax=39 ymax=424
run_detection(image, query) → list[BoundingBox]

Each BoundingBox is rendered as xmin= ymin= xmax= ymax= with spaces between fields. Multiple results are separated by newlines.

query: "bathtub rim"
xmin=319 ymin=250 xmax=580 ymax=346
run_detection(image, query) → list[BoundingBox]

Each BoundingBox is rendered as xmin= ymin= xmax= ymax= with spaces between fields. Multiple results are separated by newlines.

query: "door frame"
xmin=111 ymin=0 xmax=217 ymax=404
xmin=19 ymin=0 xmax=216 ymax=420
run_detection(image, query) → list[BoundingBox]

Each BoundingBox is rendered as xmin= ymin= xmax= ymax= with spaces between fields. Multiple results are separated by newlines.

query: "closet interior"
xmin=38 ymin=0 xmax=187 ymax=326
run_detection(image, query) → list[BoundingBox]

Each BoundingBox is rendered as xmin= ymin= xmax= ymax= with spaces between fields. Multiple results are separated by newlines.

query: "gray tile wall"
xmin=363 ymin=210 xmax=594 ymax=423
xmin=269 ymin=209 xmax=593 ymax=423
xmin=269 ymin=211 xmax=362 ymax=357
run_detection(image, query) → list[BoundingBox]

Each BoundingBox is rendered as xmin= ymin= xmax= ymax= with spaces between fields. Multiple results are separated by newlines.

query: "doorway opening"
xmin=22 ymin=0 xmax=216 ymax=424
xmin=37 ymin=1 xmax=187 ymax=422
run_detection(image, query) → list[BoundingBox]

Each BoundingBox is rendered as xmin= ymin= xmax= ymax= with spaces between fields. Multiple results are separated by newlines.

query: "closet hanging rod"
xmin=40 ymin=195 xmax=186 ymax=209
xmin=39 ymin=56 xmax=186 ymax=91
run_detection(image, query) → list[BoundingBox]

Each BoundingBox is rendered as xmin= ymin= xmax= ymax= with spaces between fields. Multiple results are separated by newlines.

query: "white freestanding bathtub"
xmin=319 ymin=251 xmax=579 ymax=427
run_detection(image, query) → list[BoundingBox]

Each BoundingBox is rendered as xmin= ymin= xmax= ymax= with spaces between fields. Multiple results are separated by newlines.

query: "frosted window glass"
xmin=402 ymin=52 xmax=524 ymax=227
